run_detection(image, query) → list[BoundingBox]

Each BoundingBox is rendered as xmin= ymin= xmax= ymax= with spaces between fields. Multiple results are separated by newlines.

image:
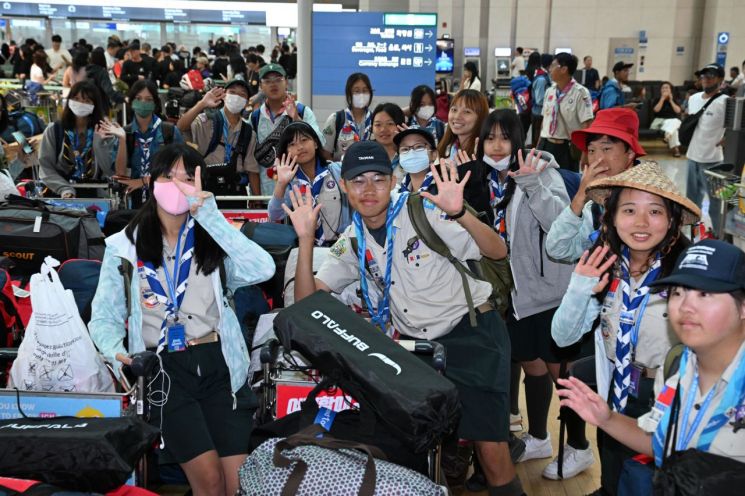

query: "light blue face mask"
xmin=399 ymin=148 xmax=431 ymax=173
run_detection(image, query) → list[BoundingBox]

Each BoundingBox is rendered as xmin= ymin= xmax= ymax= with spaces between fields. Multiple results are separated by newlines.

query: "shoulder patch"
xmin=330 ymin=237 xmax=347 ymax=258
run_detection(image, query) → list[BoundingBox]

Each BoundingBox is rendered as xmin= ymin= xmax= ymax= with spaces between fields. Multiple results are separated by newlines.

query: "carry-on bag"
xmin=240 ymin=424 xmax=445 ymax=496
xmin=0 ymin=195 xmax=105 ymax=274
xmin=273 ymin=291 xmax=460 ymax=453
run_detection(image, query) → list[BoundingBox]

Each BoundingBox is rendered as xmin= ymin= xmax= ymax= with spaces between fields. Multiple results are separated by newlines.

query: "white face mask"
xmin=68 ymin=100 xmax=94 ymax=118
xmin=483 ymin=155 xmax=511 ymax=171
xmin=416 ymin=105 xmax=435 ymax=121
xmin=224 ymin=94 xmax=247 ymax=114
xmin=351 ymin=93 xmax=370 ymax=109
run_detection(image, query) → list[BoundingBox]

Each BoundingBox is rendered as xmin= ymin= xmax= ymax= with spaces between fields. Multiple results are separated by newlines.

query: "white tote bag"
xmin=9 ymin=257 xmax=114 ymax=393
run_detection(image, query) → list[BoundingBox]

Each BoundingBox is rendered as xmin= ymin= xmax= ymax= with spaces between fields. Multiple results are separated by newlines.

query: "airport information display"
xmin=313 ymin=12 xmax=437 ymax=96
xmin=0 ymin=1 xmax=266 ymax=24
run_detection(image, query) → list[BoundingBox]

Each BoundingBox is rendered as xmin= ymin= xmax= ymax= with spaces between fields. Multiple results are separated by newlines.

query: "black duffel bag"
xmin=273 ymin=291 xmax=461 ymax=453
xmin=241 ymin=221 xmax=298 ymax=308
xmin=0 ymin=415 xmax=159 ymax=492
xmin=0 ymin=195 xmax=105 ymax=275
xmin=250 ymin=378 xmax=428 ymax=474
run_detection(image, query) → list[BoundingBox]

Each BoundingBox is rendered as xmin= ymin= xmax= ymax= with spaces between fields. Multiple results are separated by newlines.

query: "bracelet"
xmin=449 ymin=206 xmax=467 ymax=220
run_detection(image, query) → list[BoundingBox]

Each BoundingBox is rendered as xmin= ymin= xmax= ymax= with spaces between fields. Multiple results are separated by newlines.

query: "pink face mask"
xmin=153 ymin=180 xmax=196 ymax=215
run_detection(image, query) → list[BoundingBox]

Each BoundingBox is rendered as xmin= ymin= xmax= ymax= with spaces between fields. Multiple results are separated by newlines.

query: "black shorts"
xmin=148 ymin=342 xmax=258 ymax=464
xmin=507 ymin=307 xmax=584 ymax=363
xmin=434 ymin=309 xmax=511 ymax=442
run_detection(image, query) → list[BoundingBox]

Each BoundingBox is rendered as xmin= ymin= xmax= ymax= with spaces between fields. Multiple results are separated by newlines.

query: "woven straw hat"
xmin=586 ymin=160 xmax=701 ymax=225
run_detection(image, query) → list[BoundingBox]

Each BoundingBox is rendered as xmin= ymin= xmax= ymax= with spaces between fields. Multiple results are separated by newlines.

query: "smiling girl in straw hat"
xmin=550 ymin=160 xmax=701 ymax=493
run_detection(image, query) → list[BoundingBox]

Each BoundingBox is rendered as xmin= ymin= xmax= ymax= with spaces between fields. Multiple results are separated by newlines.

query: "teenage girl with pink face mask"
xmin=89 ymin=143 xmax=275 ymax=496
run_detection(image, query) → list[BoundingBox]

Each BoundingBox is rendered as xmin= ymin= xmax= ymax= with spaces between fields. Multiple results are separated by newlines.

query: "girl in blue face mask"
xmin=394 ymin=128 xmax=437 ymax=193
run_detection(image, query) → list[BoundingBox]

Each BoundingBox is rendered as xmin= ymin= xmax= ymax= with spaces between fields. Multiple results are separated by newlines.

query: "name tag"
xmin=167 ymin=323 xmax=187 ymax=352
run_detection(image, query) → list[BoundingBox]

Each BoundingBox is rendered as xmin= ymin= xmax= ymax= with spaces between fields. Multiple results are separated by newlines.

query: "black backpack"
xmin=123 ymin=120 xmax=176 ymax=160
xmin=204 ymin=110 xmax=253 ymax=165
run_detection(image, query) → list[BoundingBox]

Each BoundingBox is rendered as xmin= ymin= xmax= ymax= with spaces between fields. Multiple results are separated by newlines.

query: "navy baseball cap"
xmin=341 ymin=141 xmax=392 ymax=180
xmin=650 ymin=239 xmax=745 ymax=292
xmin=695 ymin=64 xmax=725 ymax=78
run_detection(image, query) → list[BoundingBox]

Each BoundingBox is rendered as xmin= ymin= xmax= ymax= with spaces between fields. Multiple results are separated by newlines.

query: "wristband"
xmin=449 ymin=206 xmax=467 ymax=220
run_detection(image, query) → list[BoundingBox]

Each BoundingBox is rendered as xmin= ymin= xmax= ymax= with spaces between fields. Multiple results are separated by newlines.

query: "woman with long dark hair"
xmin=86 ymin=47 xmax=125 ymax=112
xmin=461 ymin=61 xmax=482 ymax=91
xmin=406 ymin=84 xmax=445 ymax=146
xmin=38 ymin=80 xmax=114 ymax=197
xmin=89 ymin=143 xmax=274 ymax=496
xmin=552 ymin=161 xmax=700 ymax=492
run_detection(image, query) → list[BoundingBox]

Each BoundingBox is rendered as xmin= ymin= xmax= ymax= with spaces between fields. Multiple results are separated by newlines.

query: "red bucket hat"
xmin=571 ymin=108 xmax=646 ymax=156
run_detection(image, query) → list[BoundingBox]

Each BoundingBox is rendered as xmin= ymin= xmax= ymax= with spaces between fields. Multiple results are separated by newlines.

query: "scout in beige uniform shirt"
xmin=186 ymin=113 xmax=259 ymax=175
xmin=540 ymin=81 xmax=594 ymax=141
xmin=317 ymin=192 xmax=491 ymax=339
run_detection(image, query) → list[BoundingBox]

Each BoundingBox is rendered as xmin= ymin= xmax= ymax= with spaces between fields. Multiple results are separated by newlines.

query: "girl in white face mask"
xmin=474 ymin=108 xmax=590 ymax=483
xmin=407 ymin=84 xmax=446 ymax=146
xmin=394 ymin=128 xmax=437 ymax=193
xmin=38 ymin=80 xmax=115 ymax=198
xmin=321 ymin=72 xmax=374 ymax=162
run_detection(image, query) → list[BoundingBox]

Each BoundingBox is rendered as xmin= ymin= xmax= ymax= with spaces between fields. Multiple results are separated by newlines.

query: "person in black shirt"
xmin=651 ymin=81 xmax=683 ymax=157
xmin=212 ymin=45 xmax=230 ymax=81
xmin=120 ymin=42 xmax=150 ymax=88
xmin=573 ymin=55 xmax=600 ymax=90
xmin=13 ymin=45 xmax=32 ymax=79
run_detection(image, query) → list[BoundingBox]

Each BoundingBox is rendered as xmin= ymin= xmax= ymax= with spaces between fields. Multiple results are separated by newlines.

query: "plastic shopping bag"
xmin=9 ymin=256 xmax=114 ymax=393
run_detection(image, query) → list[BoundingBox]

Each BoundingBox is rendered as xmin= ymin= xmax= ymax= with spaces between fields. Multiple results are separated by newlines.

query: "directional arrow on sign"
xmin=425 ymin=59 xmax=432 ymax=66
xmin=425 ymin=30 xmax=434 ymax=38
xmin=425 ymin=44 xmax=433 ymax=52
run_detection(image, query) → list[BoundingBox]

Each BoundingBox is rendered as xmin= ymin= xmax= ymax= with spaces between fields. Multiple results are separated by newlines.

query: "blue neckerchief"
xmin=139 ymin=216 xmax=195 ymax=355
xmin=653 ymin=346 xmax=745 ymax=466
xmin=133 ymin=115 xmax=162 ymax=202
xmin=220 ymin=108 xmax=236 ymax=165
xmin=407 ymin=115 xmax=442 ymax=145
xmin=294 ymin=159 xmax=331 ymax=245
xmin=343 ymin=107 xmax=372 ymax=141
xmin=489 ymin=169 xmax=509 ymax=243
xmin=611 ymin=247 xmax=661 ymax=412
xmin=354 ymin=192 xmax=408 ymax=336
xmin=398 ymin=172 xmax=434 ymax=193
xmin=65 ymin=128 xmax=94 ymax=181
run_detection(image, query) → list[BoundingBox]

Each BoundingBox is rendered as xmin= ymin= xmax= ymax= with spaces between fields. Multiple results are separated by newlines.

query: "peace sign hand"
xmin=173 ymin=165 xmax=212 ymax=216
xmin=281 ymin=185 xmax=322 ymax=240
xmin=420 ymin=159 xmax=471 ymax=217
xmin=575 ymin=245 xmax=617 ymax=293
xmin=508 ymin=148 xmax=549 ymax=178
xmin=274 ymin=154 xmax=299 ymax=187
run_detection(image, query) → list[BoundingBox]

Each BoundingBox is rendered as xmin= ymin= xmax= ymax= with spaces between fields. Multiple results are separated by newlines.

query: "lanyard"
xmin=677 ymin=370 xmax=719 ymax=451
xmin=630 ymin=292 xmax=650 ymax=356
xmin=354 ymin=192 xmax=408 ymax=335
xmin=161 ymin=224 xmax=185 ymax=315
xmin=220 ymin=109 xmax=235 ymax=166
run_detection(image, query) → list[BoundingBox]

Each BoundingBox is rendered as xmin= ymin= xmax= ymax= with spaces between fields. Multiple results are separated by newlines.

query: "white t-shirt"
xmin=45 ymin=48 xmax=71 ymax=71
xmin=30 ymin=64 xmax=45 ymax=83
xmin=511 ymin=55 xmax=525 ymax=77
xmin=686 ymin=92 xmax=727 ymax=163
xmin=463 ymin=76 xmax=482 ymax=92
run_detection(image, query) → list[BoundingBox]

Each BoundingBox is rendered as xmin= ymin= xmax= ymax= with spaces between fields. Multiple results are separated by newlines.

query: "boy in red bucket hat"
xmin=545 ymin=108 xmax=645 ymax=263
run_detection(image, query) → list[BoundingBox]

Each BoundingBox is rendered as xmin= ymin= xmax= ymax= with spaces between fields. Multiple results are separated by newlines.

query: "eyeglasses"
xmin=262 ymin=76 xmax=285 ymax=85
xmin=347 ymin=175 xmax=390 ymax=191
xmin=399 ymin=144 xmax=430 ymax=154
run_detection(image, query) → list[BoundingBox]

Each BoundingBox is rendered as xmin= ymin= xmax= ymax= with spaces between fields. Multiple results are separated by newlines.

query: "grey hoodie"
xmin=38 ymin=122 xmax=115 ymax=196
xmin=501 ymin=151 xmax=575 ymax=319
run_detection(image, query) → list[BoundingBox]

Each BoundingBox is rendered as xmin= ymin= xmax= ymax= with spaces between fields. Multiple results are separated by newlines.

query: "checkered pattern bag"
xmin=239 ymin=425 xmax=445 ymax=496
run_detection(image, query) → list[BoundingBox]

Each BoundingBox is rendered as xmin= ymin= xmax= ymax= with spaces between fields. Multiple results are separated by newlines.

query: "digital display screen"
xmin=436 ymin=38 xmax=454 ymax=74
xmin=464 ymin=47 xmax=480 ymax=57
xmin=313 ymin=12 xmax=437 ymax=97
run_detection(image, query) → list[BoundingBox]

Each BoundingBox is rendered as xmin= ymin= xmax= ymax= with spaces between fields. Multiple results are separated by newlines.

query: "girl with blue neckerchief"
xmin=406 ymin=84 xmax=446 ymax=146
xmin=557 ymin=238 xmax=745 ymax=488
xmin=551 ymin=161 xmax=700 ymax=494
xmin=321 ymin=72 xmax=374 ymax=162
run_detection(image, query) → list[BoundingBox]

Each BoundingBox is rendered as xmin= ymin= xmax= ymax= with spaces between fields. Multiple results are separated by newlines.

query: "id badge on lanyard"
xmin=167 ymin=321 xmax=187 ymax=352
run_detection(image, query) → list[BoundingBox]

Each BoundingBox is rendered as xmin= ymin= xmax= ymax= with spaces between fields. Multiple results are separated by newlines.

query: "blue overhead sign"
xmin=0 ymin=2 xmax=265 ymax=24
xmin=313 ymin=12 xmax=437 ymax=97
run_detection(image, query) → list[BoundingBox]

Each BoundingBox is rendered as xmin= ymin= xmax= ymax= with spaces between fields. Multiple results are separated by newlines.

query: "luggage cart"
xmin=704 ymin=163 xmax=745 ymax=239
xmin=256 ymin=337 xmax=447 ymax=485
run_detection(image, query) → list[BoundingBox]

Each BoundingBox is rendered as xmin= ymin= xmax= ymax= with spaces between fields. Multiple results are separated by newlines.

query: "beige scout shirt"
xmin=185 ymin=112 xmax=260 ymax=174
xmin=140 ymin=235 xmax=220 ymax=348
xmin=316 ymin=194 xmax=491 ymax=339
xmin=599 ymin=277 xmax=679 ymax=370
xmin=321 ymin=110 xmax=369 ymax=162
xmin=638 ymin=341 xmax=745 ymax=463
xmin=540 ymin=82 xmax=594 ymax=140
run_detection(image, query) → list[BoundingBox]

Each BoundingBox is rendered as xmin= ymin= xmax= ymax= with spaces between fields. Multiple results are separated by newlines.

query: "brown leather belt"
xmin=476 ymin=302 xmax=494 ymax=314
xmin=187 ymin=331 xmax=220 ymax=347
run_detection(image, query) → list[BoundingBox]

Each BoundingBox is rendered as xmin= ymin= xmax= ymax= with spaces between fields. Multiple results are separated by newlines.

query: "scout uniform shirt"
xmin=316 ymin=193 xmax=491 ymax=339
xmin=185 ymin=112 xmax=260 ymax=176
xmin=140 ymin=234 xmax=220 ymax=349
xmin=638 ymin=341 xmax=745 ymax=463
xmin=540 ymin=81 xmax=594 ymax=140
xmin=322 ymin=109 xmax=372 ymax=161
